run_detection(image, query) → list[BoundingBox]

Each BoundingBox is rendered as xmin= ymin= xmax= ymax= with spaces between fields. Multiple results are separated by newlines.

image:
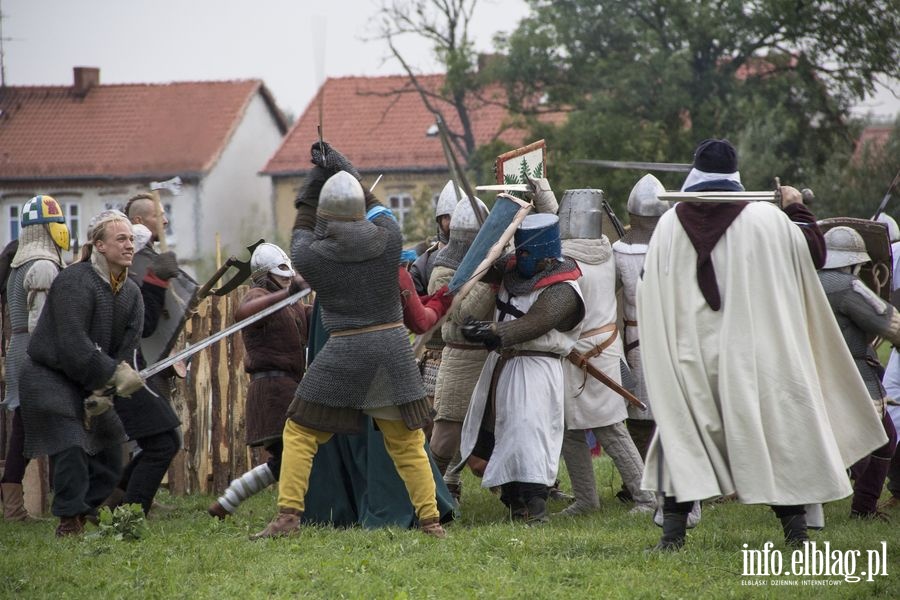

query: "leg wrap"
xmin=376 ymin=418 xmax=439 ymax=522
xmin=218 ymin=463 xmax=276 ymax=514
xmin=594 ymin=422 xmax=655 ymax=507
xmin=558 ymin=429 xmax=600 ymax=515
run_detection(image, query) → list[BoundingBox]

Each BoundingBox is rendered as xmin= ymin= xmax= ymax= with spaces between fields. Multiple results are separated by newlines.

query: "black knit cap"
xmin=693 ymin=138 xmax=738 ymax=174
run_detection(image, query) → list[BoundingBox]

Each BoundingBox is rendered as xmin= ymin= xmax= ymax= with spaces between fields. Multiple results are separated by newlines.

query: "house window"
xmin=389 ymin=193 xmax=413 ymax=229
xmin=9 ymin=205 xmax=19 ymax=241
xmin=66 ymin=203 xmax=80 ymax=245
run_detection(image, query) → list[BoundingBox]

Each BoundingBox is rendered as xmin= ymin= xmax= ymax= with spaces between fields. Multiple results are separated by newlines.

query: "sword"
xmin=572 ymin=159 xmax=692 ymax=173
xmin=140 ymin=288 xmax=311 ymax=380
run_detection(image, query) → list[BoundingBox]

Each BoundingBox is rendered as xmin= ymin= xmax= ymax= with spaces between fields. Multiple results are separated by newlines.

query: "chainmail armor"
xmin=621 ymin=214 xmax=659 ymax=245
xmin=288 ymin=212 xmax=427 ymax=427
xmin=818 ymin=269 xmax=892 ymax=400
xmin=496 ymin=284 xmax=584 ymax=347
xmin=501 ymin=256 xmax=581 ymax=296
xmin=433 ymin=230 xmax=478 ymax=270
xmin=19 ymin=261 xmax=143 ymax=458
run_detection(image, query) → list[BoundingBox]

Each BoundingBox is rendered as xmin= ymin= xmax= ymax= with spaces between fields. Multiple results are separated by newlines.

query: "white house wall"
xmin=195 ymin=92 xmax=283 ymax=274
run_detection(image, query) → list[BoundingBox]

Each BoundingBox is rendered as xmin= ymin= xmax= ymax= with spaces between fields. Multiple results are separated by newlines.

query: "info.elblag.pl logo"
xmin=741 ymin=541 xmax=889 ymax=585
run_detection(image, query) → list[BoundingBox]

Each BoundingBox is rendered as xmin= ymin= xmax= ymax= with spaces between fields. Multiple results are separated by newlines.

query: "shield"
xmin=448 ymin=193 xmax=532 ymax=295
xmin=818 ymin=217 xmax=892 ymax=303
xmin=494 ymin=140 xmax=546 ymax=201
xmin=131 ymin=248 xmax=200 ymax=363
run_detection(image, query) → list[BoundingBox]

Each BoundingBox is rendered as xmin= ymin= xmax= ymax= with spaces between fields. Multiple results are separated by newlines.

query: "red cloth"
xmin=398 ymin=267 xmax=445 ymax=334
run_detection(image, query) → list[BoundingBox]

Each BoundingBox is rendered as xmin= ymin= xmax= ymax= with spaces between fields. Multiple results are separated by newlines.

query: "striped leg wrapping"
xmin=218 ymin=464 xmax=276 ymax=513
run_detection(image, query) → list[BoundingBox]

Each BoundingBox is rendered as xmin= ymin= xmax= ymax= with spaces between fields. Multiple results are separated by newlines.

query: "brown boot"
xmin=55 ymin=515 xmax=85 ymax=537
xmin=250 ymin=508 xmax=302 ymax=540
xmin=1 ymin=482 xmax=37 ymax=522
xmin=207 ymin=500 xmax=230 ymax=520
xmin=419 ymin=517 xmax=447 ymax=538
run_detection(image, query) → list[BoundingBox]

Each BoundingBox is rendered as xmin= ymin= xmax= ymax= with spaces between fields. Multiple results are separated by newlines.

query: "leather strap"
xmin=331 ymin=321 xmax=404 ymax=338
xmin=250 ymin=370 xmax=294 ymax=381
xmin=497 ymin=349 xmax=561 ymax=359
xmin=579 ymin=323 xmax=618 ymax=361
xmin=445 ymin=342 xmax=485 ymax=351
xmin=566 ymin=349 xmax=646 ymax=411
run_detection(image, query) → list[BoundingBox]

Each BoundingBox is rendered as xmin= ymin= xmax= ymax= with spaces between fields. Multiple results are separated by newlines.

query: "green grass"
xmin=1 ymin=456 xmax=897 ymax=599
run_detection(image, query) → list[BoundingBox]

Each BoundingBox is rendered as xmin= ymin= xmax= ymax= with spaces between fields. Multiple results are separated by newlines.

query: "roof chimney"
xmin=73 ymin=67 xmax=100 ymax=96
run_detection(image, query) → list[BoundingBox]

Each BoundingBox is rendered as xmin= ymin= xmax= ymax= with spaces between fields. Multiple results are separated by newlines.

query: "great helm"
xmin=318 ymin=171 xmax=365 ymax=222
xmin=251 ymin=243 xmax=295 ymax=278
xmin=627 ymin=174 xmax=669 ymax=217
xmin=558 ymin=189 xmax=604 ymax=240
xmin=823 ymin=226 xmax=871 ymax=269
xmin=21 ymin=195 xmax=69 ymax=250
xmin=514 ymin=213 xmax=563 ymax=278
xmin=876 ymin=213 xmax=900 ymax=244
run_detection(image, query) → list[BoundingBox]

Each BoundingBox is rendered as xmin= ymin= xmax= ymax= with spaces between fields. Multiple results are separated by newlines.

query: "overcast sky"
xmin=1 ymin=0 xmax=528 ymax=117
xmin=2 ymin=0 xmax=896 ymax=120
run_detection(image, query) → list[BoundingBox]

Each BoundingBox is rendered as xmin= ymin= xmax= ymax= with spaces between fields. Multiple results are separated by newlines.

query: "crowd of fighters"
xmin=1 ymin=137 xmax=898 ymax=550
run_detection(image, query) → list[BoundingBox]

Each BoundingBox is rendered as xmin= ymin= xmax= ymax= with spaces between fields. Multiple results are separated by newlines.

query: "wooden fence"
xmin=1 ymin=286 xmax=266 ymax=513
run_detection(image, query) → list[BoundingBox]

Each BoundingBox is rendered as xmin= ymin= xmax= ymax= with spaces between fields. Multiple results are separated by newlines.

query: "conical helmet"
xmin=318 ymin=171 xmax=365 ymax=222
xmin=449 ymin=197 xmax=488 ymax=236
xmin=626 ymin=174 xmax=669 ymax=217
xmin=436 ymin=180 xmax=463 ymax=221
xmin=558 ymin=189 xmax=604 ymax=240
xmin=823 ymin=226 xmax=871 ymax=269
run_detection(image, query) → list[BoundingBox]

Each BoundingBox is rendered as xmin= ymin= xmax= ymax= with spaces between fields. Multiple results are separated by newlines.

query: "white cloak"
xmin=460 ymin=280 xmax=583 ymax=488
xmin=638 ymin=202 xmax=887 ymax=505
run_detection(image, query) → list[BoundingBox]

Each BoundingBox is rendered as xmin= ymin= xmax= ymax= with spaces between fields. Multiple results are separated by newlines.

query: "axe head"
xmin=150 ymin=176 xmax=183 ymax=196
xmin=211 ymin=239 xmax=266 ymax=296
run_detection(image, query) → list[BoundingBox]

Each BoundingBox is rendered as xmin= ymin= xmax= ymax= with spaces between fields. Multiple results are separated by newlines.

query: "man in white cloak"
xmin=638 ymin=138 xmax=887 ymax=550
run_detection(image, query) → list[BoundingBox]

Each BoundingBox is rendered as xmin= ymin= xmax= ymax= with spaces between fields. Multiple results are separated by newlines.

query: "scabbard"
xmin=566 ymin=350 xmax=647 ymax=411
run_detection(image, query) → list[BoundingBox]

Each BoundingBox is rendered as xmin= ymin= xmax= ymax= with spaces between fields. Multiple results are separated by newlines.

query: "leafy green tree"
xmin=493 ymin=0 xmax=899 ymax=209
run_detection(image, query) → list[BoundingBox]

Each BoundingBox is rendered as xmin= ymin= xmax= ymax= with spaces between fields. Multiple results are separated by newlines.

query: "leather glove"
xmin=288 ymin=275 xmax=309 ymax=295
xmin=149 ymin=251 xmax=179 ymax=280
xmin=778 ymin=185 xmax=803 ymax=209
xmin=84 ymin=392 xmax=114 ymax=418
xmin=526 ymin=176 xmax=559 ymax=214
xmin=460 ymin=317 xmax=501 ymax=350
xmin=310 ymin=141 xmax=361 ymax=180
xmin=108 ymin=361 xmax=144 ymax=397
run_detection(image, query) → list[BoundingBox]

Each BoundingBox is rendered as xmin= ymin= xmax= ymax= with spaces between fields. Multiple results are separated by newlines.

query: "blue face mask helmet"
xmin=514 ymin=213 xmax=563 ymax=278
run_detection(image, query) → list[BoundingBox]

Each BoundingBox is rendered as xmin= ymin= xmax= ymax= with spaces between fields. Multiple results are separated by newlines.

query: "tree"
xmin=494 ymin=0 xmax=900 ymax=209
xmin=372 ymin=0 xmax=482 ymax=163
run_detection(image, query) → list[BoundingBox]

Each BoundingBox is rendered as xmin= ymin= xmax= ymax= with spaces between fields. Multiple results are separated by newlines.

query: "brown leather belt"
xmin=445 ymin=342 xmax=485 ymax=351
xmin=11 ymin=327 xmax=28 ymax=335
xmin=330 ymin=321 xmax=404 ymax=337
xmin=577 ymin=322 xmax=618 ymax=362
xmin=250 ymin=370 xmax=295 ymax=381
xmin=497 ymin=349 xmax=561 ymax=359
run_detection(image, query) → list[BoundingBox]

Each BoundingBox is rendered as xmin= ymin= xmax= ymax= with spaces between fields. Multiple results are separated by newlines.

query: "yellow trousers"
xmin=278 ymin=419 xmax=439 ymax=521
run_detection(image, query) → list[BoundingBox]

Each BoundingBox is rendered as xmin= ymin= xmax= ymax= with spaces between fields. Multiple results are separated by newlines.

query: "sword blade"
xmin=572 ymin=159 xmax=692 ymax=173
xmin=140 ymin=288 xmax=311 ymax=380
xmin=658 ymin=191 xmax=777 ymax=203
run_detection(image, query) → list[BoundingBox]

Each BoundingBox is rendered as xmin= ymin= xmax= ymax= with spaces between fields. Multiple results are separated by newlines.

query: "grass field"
xmin=0 ymin=456 xmax=896 ymax=599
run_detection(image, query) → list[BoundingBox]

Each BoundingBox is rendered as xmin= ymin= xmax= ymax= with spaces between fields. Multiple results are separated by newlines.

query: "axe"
xmin=190 ymin=238 xmax=266 ymax=310
xmin=149 ymin=176 xmax=183 ymax=252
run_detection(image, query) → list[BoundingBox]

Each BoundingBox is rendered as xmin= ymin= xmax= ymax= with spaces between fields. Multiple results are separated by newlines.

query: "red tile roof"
xmin=263 ymin=74 xmax=564 ymax=176
xmin=0 ymin=79 xmax=288 ymax=181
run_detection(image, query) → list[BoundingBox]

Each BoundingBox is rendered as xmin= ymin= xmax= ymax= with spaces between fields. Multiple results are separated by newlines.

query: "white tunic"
xmin=638 ymin=202 xmax=886 ymax=505
xmin=460 ymin=279 xmax=583 ymax=488
xmin=562 ymin=238 xmax=627 ymax=429
xmin=613 ymin=240 xmax=652 ymax=419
